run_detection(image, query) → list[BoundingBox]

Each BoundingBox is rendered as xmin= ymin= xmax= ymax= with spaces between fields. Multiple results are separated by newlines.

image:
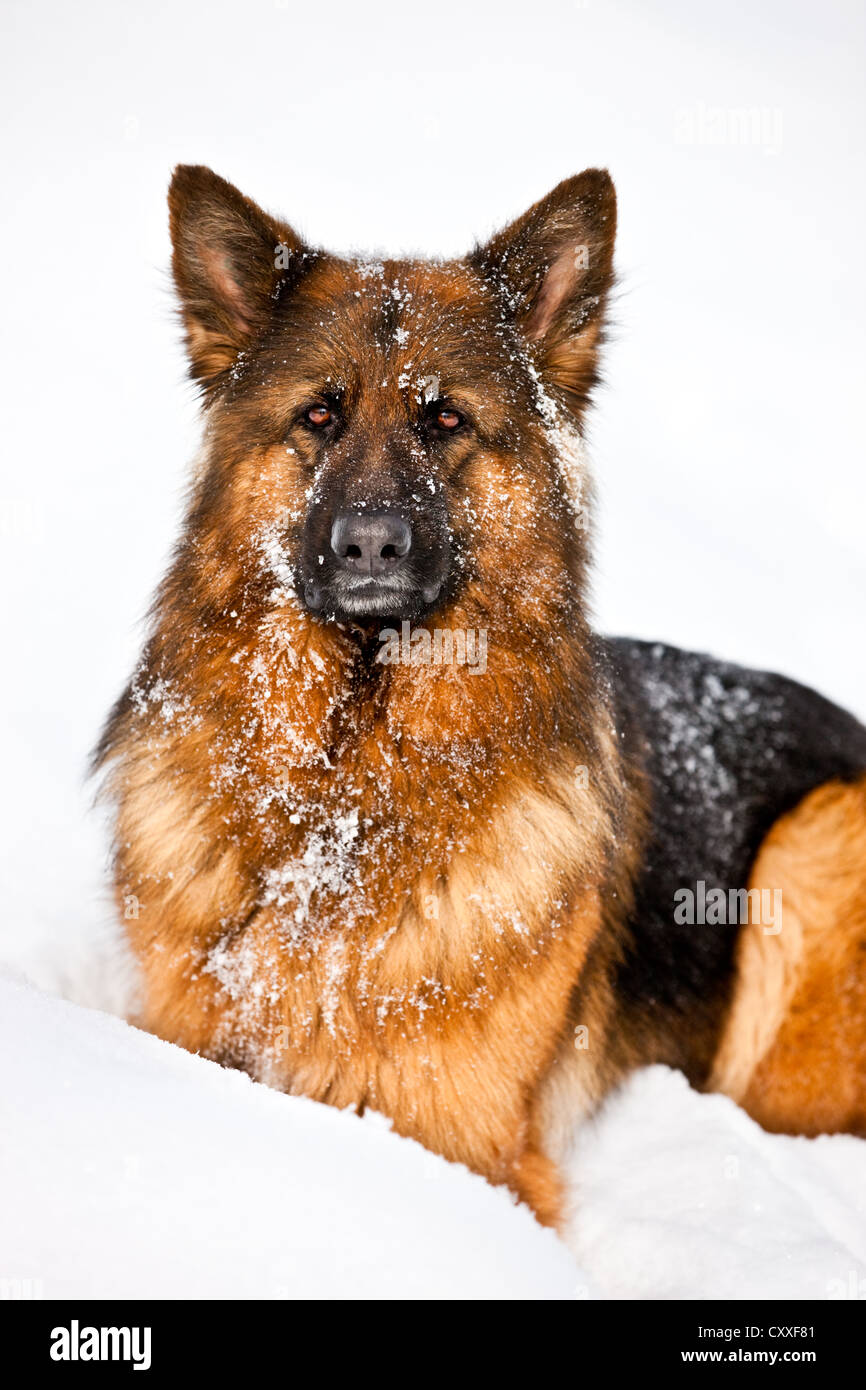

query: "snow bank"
xmin=564 ymin=1066 xmax=866 ymax=1300
xmin=0 ymin=977 xmax=580 ymax=1300
xmin=2 ymin=973 xmax=863 ymax=1301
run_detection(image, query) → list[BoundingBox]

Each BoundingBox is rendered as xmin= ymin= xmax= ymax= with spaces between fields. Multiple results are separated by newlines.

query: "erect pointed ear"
xmin=168 ymin=164 xmax=312 ymax=390
xmin=471 ymin=169 xmax=616 ymax=416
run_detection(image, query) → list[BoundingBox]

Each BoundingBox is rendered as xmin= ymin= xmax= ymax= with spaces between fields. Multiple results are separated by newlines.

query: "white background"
xmin=1 ymin=0 xmax=864 ymax=1025
xmin=1 ymin=0 xmax=864 ymax=1302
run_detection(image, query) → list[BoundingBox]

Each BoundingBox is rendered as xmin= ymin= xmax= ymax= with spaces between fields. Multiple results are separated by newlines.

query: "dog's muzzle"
xmin=301 ymin=508 xmax=445 ymax=619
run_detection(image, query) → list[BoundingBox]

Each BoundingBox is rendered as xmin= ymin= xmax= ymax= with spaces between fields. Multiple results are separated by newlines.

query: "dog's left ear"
xmin=471 ymin=169 xmax=616 ymax=415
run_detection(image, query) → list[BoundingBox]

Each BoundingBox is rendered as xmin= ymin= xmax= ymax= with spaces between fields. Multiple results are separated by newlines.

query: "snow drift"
xmin=1 ymin=973 xmax=863 ymax=1300
xmin=0 ymin=976 xmax=579 ymax=1300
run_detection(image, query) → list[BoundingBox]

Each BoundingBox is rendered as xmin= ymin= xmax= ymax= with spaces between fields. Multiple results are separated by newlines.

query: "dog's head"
xmin=168 ymin=165 xmax=616 ymax=628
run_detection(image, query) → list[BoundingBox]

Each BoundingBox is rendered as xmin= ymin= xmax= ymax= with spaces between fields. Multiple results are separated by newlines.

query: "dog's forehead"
xmin=351 ymin=254 xmax=484 ymax=303
xmin=314 ymin=256 xmax=494 ymax=339
xmin=281 ymin=254 xmax=513 ymax=392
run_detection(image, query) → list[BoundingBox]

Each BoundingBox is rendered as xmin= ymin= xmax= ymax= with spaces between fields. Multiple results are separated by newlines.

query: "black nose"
xmin=330 ymin=511 xmax=412 ymax=577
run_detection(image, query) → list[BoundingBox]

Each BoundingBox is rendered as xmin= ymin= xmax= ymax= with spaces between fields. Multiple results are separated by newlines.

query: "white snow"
xmin=1 ymin=973 xmax=863 ymax=1300
xmin=0 ymin=976 xmax=579 ymax=1301
xmin=1 ymin=0 xmax=865 ymax=1302
xmin=565 ymin=1067 xmax=866 ymax=1301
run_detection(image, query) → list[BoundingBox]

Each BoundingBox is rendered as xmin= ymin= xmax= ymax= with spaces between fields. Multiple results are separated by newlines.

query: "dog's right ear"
xmin=168 ymin=165 xmax=310 ymax=390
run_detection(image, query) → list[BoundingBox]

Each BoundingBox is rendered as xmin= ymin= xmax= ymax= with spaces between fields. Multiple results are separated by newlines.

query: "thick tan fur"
xmin=710 ymin=775 xmax=866 ymax=1135
xmin=97 ymin=166 xmax=638 ymax=1228
xmin=122 ymin=747 xmax=616 ymax=1223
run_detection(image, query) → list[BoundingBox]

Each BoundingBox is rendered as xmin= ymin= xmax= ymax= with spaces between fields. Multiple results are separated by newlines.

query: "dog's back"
xmin=601 ymin=637 xmax=866 ymax=1123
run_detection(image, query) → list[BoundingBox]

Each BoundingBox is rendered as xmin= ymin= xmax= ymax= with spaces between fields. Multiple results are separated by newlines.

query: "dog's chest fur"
xmin=113 ymin=609 xmax=616 ymax=1173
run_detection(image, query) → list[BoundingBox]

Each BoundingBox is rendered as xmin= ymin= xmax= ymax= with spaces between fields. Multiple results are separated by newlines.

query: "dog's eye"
xmin=306 ymin=404 xmax=332 ymax=428
xmin=434 ymin=409 xmax=462 ymax=431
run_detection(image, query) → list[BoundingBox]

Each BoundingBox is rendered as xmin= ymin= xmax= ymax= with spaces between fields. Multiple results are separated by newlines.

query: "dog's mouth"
xmin=301 ymin=569 xmax=445 ymax=622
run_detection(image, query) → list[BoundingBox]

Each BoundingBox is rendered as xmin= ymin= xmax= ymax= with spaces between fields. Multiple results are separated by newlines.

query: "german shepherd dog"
xmin=96 ymin=165 xmax=866 ymax=1228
